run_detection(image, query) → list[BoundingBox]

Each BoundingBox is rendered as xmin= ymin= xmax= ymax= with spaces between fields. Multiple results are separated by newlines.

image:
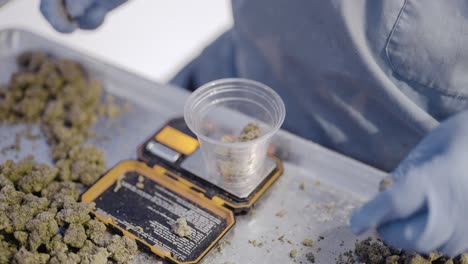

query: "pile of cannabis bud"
xmin=0 ymin=51 xmax=137 ymax=263
xmin=337 ymin=238 xmax=468 ymax=264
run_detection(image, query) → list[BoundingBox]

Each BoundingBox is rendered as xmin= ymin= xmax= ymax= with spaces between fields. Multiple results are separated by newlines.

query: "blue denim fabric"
xmin=172 ymin=0 xmax=468 ymax=171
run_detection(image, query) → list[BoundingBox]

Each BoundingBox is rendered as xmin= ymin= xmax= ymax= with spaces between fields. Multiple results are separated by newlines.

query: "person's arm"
xmin=40 ymin=0 xmax=127 ymax=33
xmin=351 ymin=110 xmax=468 ymax=256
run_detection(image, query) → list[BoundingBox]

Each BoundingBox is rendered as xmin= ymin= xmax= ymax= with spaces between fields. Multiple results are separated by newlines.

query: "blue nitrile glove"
xmin=350 ymin=110 xmax=468 ymax=257
xmin=40 ymin=0 xmax=127 ymax=33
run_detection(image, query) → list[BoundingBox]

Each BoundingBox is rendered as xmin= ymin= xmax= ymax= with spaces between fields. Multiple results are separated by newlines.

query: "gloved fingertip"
xmin=64 ymin=0 xmax=95 ymax=18
xmin=49 ymin=22 xmax=77 ymax=34
xmin=438 ymin=247 xmax=458 ymax=258
xmin=40 ymin=0 xmax=77 ymax=33
xmin=349 ymin=192 xmax=395 ymax=235
xmin=349 ymin=209 xmax=369 ymax=235
xmin=438 ymin=238 xmax=468 ymax=257
xmin=377 ymin=223 xmax=408 ymax=250
xmin=95 ymin=0 xmax=128 ymax=11
xmin=377 ymin=213 xmax=431 ymax=253
xmin=76 ymin=6 xmax=107 ymax=30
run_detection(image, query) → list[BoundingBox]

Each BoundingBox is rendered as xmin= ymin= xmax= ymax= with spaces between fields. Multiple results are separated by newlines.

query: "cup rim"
xmin=184 ymin=78 xmax=286 ymax=147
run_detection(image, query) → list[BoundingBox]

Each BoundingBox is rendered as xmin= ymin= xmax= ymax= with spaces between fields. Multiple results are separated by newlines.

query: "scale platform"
xmin=82 ymin=117 xmax=283 ymax=264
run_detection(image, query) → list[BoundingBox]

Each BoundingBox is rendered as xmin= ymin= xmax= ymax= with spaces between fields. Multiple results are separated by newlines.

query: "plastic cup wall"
xmin=184 ymin=78 xmax=285 ymax=193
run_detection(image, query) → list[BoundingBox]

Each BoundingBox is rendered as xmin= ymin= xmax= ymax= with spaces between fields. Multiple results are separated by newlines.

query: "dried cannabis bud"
xmin=238 ymin=123 xmax=262 ymax=142
xmin=56 ymin=200 xmax=94 ymax=225
xmin=460 ymin=255 xmax=468 ymax=264
xmin=1 ymin=52 xmax=110 ymax=187
xmin=25 ymin=208 xmax=58 ymax=251
xmin=354 ymin=238 xmax=399 ymax=264
xmin=248 ymin=239 xmax=264 ymax=247
xmin=67 ymin=145 xmax=106 ymax=186
xmin=64 ymin=223 xmax=87 ymax=248
xmin=17 ymin=163 xmax=59 ymax=193
xmin=0 ymin=52 xmax=138 ymax=263
xmin=12 ymin=247 xmax=50 ymax=264
xmin=0 ymin=235 xmax=17 ymax=263
xmin=107 ymin=235 xmax=139 ymax=263
xmin=136 ymin=175 xmax=145 ymax=189
xmin=302 ymin=238 xmax=314 ymax=247
xmin=405 ymin=254 xmax=431 ymax=264
xmin=221 ymin=123 xmax=262 ymax=143
xmin=172 ymin=217 xmax=193 ymax=237
xmin=306 ymin=252 xmax=316 ymax=263
xmin=217 ymin=123 xmax=263 ymax=179
xmin=49 ymin=251 xmax=81 ymax=264
xmin=338 ymin=237 xmax=468 ymax=264
xmin=1 ymin=157 xmax=35 ymax=184
xmin=0 ymin=184 xmax=24 ymax=206
xmin=290 ymin=249 xmax=298 ymax=258
xmin=9 ymin=194 xmax=49 ymax=232
xmin=300 ymin=182 xmax=306 ymax=190
xmin=78 ymin=240 xmax=110 ymax=264
xmin=85 ymin=219 xmax=108 ymax=247
xmin=40 ymin=181 xmax=82 ymax=209
xmin=13 ymin=231 xmax=28 ymax=247
xmin=46 ymin=234 xmax=68 ymax=256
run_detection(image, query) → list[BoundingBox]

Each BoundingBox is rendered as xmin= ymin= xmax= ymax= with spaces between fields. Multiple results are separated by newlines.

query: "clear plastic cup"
xmin=184 ymin=78 xmax=286 ymax=193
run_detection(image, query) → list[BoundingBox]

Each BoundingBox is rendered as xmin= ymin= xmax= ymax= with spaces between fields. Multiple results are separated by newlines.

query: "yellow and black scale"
xmin=82 ymin=117 xmax=283 ymax=264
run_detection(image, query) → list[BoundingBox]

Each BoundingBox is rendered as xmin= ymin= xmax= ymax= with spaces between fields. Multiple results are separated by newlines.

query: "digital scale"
xmin=82 ymin=117 xmax=283 ymax=264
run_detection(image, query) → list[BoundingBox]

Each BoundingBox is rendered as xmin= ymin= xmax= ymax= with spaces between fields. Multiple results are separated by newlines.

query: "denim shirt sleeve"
xmin=385 ymin=0 xmax=468 ymax=100
xmin=170 ymin=0 xmax=468 ymax=171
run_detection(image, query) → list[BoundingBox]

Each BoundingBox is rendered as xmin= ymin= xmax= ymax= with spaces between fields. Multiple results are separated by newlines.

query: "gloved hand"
xmin=350 ymin=110 xmax=468 ymax=257
xmin=40 ymin=0 xmax=127 ymax=33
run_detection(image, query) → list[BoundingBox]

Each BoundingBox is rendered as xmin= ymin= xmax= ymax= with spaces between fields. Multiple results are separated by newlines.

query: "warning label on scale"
xmin=94 ymin=171 xmax=229 ymax=262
